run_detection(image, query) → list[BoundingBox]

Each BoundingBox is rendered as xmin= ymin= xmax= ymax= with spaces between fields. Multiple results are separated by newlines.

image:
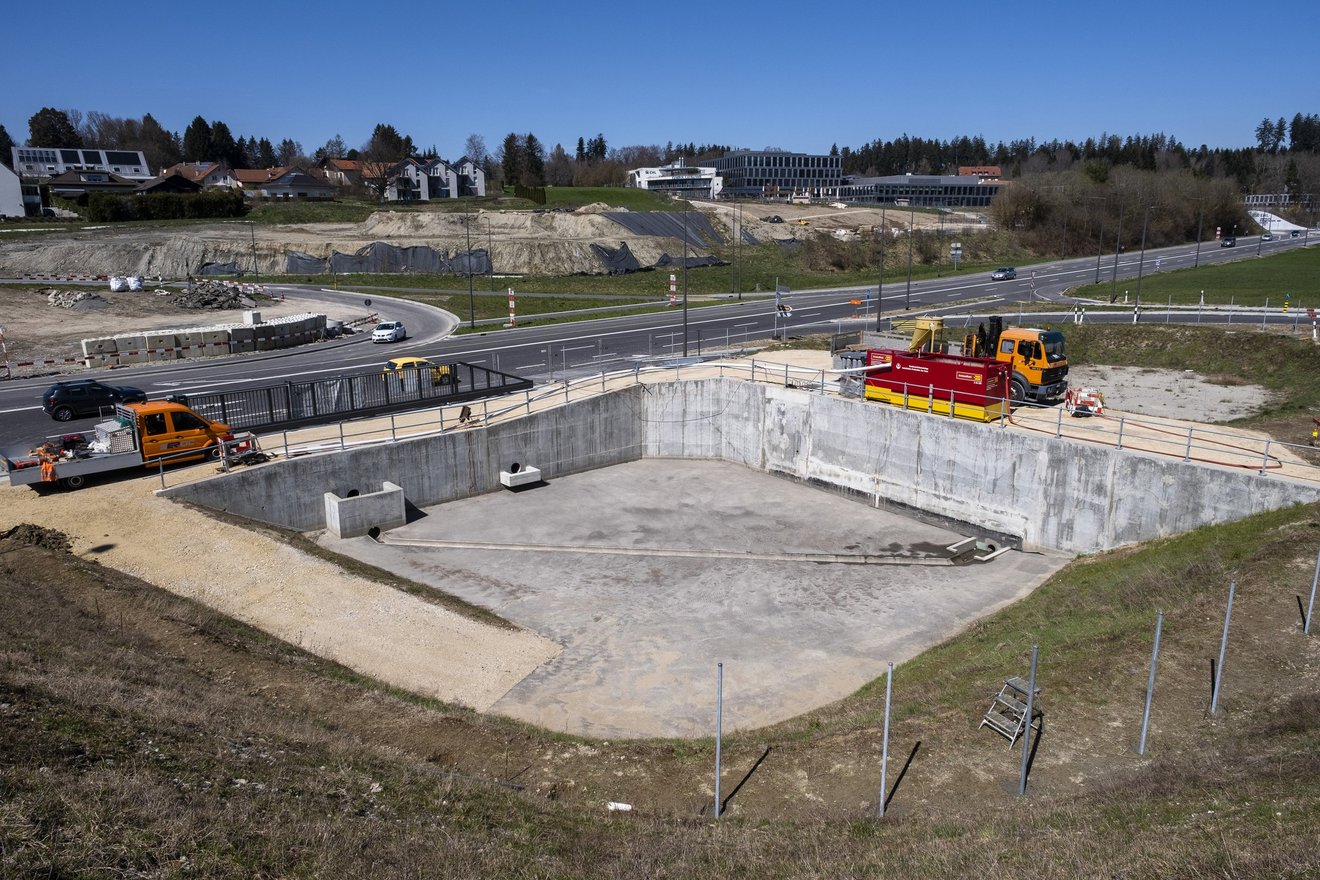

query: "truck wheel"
xmin=53 ymin=406 xmax=76 ymax=422
xmin=1010 ymin=380 xmax=1027 ymax=403
xmin=60 ymin=474 xmax=86 ymax=490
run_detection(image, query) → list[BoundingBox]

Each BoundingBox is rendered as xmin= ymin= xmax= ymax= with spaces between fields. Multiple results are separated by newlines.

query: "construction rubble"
xmin=46 ymin=289 xmax=109 ymax=310
xmin=171 ymin=280 xmax=259 ymax=310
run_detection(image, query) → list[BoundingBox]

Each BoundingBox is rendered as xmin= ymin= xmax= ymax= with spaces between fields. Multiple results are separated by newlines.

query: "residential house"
xmin=11 ymin=147 xmax=153 ymax=181
xmin=258 ymin=168 xmax=335 ymax=200
xmin=319 ymin=157 xmax=363 ymax=188
xmin=161 ymin=161 xmax=237 ymax=189
xmin=45 ymin=168 xmax=140 ymax=204
xmin=135 ymin=172 xmax=203 ymax=195
xmin=0 ymin=162 xmax=24 ymax=217
xmin=384 ymin=156 xmax=486 ymax=202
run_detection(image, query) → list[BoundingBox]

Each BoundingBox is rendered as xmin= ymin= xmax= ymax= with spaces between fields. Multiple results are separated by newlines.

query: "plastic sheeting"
xmin=198 ymin=261 xmax=245 ymax=276
xmin=284 ymin=243 xmax=491 ymax=276
xmin=604 ymin=211 xmax=724 ymax=249
xmin=590 ymin=242 xmax=643 ymax=275
xmin=653 ymin=253 xmax=729 ymax=269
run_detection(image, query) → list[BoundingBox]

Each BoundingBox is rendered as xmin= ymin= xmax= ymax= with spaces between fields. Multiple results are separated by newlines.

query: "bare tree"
xmin=463 ymin=133 xmax=487 ymax=165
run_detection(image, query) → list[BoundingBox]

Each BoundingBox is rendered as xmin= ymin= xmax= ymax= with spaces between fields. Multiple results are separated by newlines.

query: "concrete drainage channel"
xmin=371 ymin=532 xmax=1002 ymax=566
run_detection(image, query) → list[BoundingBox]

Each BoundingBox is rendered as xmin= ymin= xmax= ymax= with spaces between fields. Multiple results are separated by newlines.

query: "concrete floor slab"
xmin=325 ymin=459 xmax=1069 ymax=739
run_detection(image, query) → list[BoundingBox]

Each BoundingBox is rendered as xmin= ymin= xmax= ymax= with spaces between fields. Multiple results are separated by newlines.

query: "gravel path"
xmin=0 ymin=475 xmax=559 ymax=711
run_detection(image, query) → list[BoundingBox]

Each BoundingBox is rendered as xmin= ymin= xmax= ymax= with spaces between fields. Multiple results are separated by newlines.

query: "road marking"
xmin=0 ymin=405 xmax=43 ymax=415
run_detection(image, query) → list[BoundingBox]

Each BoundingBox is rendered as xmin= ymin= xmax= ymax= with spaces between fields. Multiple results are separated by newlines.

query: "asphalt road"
xmin=1 ymin=232 xmax=1314 ymax=451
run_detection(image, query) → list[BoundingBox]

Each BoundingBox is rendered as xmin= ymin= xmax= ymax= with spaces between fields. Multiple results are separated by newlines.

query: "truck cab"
xmin=122 ymin=401 xmax=232 ymax=465
xmin=962 ymin=316 xmax=1068 ymax=403
xmin=994 ymin=327 xmax=1069 ymax=402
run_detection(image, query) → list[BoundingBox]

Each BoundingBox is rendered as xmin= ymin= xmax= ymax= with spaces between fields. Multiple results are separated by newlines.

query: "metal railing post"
xmin=1138 ymin=612 xmax=1163 ymax=755
xmin=876 ymin=661 xmax=894 ymax=818
xmin=390 ymin=414 xmax=396 ymax=442
xmin=1017 ymin=645 xmax=1039 ymax=796
xmin=1055 ymin=406 xmax=1063 ymax=438
xmin=1183 ymin=428 xmax=1194 ymax=462
xmin=338 ymin=422 xmax=345 ymax=450
xmin=1116 ymin=416 xmax=1125 ymax=450
xmin=1210 ymin=579 xmax=1236 ymax=714
xmin=1259 ymin=440 xmax=1272 ymax=475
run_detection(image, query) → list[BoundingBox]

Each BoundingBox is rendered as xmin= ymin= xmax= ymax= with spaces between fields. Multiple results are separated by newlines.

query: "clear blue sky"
xmin=3 ymin=0 xmax=1317 ymax=162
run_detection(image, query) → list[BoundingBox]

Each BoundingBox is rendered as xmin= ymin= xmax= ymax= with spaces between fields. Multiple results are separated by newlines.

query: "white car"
xmin=372 ymin=321 xmax=407 ymax=343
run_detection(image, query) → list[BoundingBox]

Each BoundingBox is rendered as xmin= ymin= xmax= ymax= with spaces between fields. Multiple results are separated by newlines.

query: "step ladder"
xmin=979 ymin=676 xmax=1043 ymax=747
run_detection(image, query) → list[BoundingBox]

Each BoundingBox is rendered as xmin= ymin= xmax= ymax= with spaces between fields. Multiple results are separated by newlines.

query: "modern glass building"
xmin=712 ymin=150 xmax=843 ymax=199
xmin=833 ymin=173 xmax=1003 ymax=208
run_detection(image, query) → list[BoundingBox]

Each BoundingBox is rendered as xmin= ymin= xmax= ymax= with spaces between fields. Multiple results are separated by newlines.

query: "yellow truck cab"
xmin=962 ymin=316 xmax=1068 ymax=403
xmin=125 ymin=400 xmax=232 ymax=465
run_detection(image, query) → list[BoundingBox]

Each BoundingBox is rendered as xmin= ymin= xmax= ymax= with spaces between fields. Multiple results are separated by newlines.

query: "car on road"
xmin=1221 ymin=237 xmax=1236 ymax=247
xmin=382 ymin=356 xmax=454 ymax=385
xmin=990 ymin=267 xmax=1017 ymax=280
xmin=765 ymin=215 xmax=783 ymax=223
xmin=1261 ymin=233 xmax=1273 ymax=241
xmin=42 ymin=379 xmax=147 ymax=422
xmin=371 ymin=321 xmax=407 ymax=343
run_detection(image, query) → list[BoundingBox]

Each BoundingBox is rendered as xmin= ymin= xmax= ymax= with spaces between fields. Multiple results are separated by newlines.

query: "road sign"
xmin=1308 ymin=308 xmax=1316 ymax=320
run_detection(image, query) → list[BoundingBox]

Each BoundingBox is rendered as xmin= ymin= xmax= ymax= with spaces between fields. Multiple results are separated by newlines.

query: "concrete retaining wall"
xmin=164 ymin=388 xmax=645 ymax=531
xmin=165 ymin=379 xmax=1320 ymax=552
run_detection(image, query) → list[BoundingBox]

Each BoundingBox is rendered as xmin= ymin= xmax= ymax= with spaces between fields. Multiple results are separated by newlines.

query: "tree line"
xmin=5 ymin=106 xmax=1317 ymax=203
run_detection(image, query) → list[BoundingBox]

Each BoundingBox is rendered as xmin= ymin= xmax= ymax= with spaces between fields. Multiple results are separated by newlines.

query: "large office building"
xmin=712 ymin=150 xmax=843 ymax=199
xmin=627 ymin=161 xmax=723 ymax=199
xmin=832 ymin=173 xmax=1003 ymax=208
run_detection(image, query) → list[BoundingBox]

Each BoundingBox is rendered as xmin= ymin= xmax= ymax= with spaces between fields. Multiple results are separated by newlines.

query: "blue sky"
xmin=3 ymin=0 xmax=1317 ymax=162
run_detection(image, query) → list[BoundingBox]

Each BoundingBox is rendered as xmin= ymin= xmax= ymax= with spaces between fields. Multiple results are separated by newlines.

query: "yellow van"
xmin=124 ymin=401 xmax=233 ymax=464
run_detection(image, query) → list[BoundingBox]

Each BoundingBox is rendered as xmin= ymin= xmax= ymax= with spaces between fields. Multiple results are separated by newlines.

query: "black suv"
xmin=42 ymin=380 xmax=147 ymax=421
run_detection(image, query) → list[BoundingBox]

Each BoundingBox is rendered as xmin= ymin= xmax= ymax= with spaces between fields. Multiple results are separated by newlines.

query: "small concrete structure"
xmin=500 ymin=463 xmax=542 ymax=488
xmin=323 ymin=481 xmax=406 ymax=539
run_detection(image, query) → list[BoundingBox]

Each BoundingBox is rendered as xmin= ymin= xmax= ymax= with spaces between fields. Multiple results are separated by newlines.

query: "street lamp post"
xmin=465 ymin=212 xmax=475 ymax=329
xmin=1109 ymin=204 xmax=1125 ymax=303
xmin=487 ymin=215 xmax=494 ymax=291
xmin=876 ymin=204 xmax=887 ymax=331
xmin=905 ymin=198 xmax=915 ymax=310
xmin=682 ymin=205 xmax=689 ymax=357
xmin=1193 ymin=198 xmax=1205 ymax=269
xmin=1135 ymin=204 xmax=1153 ymax=303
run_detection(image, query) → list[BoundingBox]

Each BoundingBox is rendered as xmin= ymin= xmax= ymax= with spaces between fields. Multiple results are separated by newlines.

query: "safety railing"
xmin=151 ymin=357 xmax=1320 ymax=489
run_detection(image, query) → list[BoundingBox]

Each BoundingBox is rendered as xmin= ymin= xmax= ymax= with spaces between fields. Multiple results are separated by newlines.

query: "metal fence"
xmin=178 ymin=361 xmax=533 ymax=432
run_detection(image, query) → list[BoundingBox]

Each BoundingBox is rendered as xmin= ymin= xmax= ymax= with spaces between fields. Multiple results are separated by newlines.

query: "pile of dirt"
xmin=171 ymin=280 xmax=255 ymax=310
xmin=45 ymin=288 xmax=108 ymax=310
xmin=1 ymin=523 xmax=71 ymax=553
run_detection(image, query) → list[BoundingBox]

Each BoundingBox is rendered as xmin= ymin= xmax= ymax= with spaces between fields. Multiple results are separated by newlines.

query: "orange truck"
xmin=3 ymin=400 xmax=242 ymax=490
xmin=960 ymin=316 xmax=1069 ymax=404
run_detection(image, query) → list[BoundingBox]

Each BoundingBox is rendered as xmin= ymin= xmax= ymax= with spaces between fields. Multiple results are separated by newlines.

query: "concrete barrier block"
xmin=81 ymin=337 xmax=118 ymax=356
xmin=229 ymin=338 xmax=256 ymax=354
xmin=146 ymin=332 xmax=176 ymax=351
xmin=116 ymin=349 xmax=150 ymax=365
xmin=115 ymin=334 xmax=147 ymax=355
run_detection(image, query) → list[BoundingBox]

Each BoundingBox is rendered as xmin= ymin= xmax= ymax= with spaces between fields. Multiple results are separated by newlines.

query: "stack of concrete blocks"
xmin=81 ymin=313 xmax=327 ymax=367
xmin=80 ymin=337 xmax=118 ymax=370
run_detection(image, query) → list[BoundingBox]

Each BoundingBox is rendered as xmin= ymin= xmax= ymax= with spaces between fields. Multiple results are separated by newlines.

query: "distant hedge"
xmin=85 ymin=190 xmax=248 ymax=222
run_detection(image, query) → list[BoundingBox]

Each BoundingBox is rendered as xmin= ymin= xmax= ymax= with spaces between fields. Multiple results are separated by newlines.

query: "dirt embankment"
xmin=0 ymin=202 xmax=971 ymax=281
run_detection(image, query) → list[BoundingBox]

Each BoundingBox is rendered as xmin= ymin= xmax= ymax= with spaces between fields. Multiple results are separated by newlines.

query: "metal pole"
xmin=1306 ymin=547 xmax=1320 ymax=635
xmin=876 ymin=661 xmax=894 ymax=818
xmin=1094 ymin=214 xmax=1104 ymax=284
xmin=1138 ymin=612 xmax=1163 ymax=755
xmin=1210 ymin=579 xmax=1236 ymax=714
xmin=466 ymin=213 xmax=475 ymax=329
xmin=1134 ymin=205 xmax=1152 ymax=302
xmin=1017 ymin=644 xmax=1039 ymax=796
xmin=713 ymin=661 xmax=723 ymax=819
xmin=905 ymin=200 xmax=915 ymax=310
xmin=682 ymin=206 xmax=689 ymax=357
xmin=1109 ymin=205 xmax=1124 ymax=302
xmin=1259 ymin=439 xmax=1272 ymax=476
xmin=1194 ymin=199 xmax=1204 ymax=268
xmin=876 ymin=204 xmax=887 ymax=330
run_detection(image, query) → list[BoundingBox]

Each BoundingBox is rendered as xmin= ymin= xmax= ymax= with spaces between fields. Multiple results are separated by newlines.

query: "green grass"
xmin=542 ymin=186 xmax=681 ymax=212
xmin=1070 ymin=244 xmax=1320 ymax=309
